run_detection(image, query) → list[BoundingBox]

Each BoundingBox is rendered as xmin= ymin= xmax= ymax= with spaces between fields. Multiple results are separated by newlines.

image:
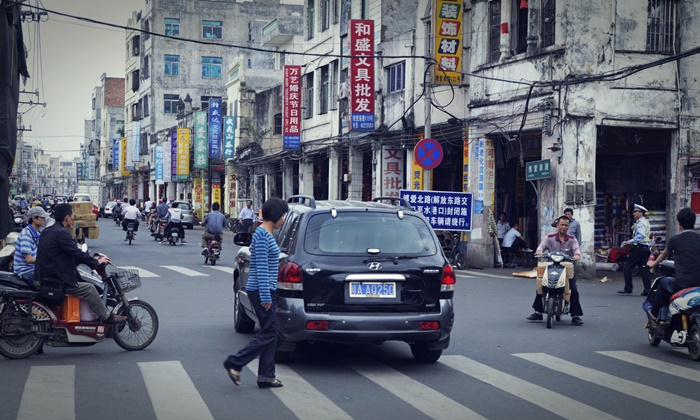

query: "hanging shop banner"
xmin=194 ymin=110 xmax=208 ymax=169
xmin=194 ymin=176 xmax=204 ymax=220
xmin=212 ymin=182 xmax=221 ymax=207
xmin=462 ymin=131 xmax=469 ymax=192
xmin=171 ymin=131 xmax=178 ymax=178
xmin=434 ymin=0 xmax=462 ymax=85
xmin=88 ymin=154 xmax=96 ymax=180
xmin=227 ymin=171 xmax=237 ymax=216
xmin=349 ymin=20 xmax=375 ymax=131
xmin=208 ymin=98 xmax=222 ymax=158
xmin=76 ymin=162 xmax=84 ymax=181
xmin=381 ymin=146 xmax=404 ymax=197
xmin=121 ymin=137 xmax=131 ymax=177
xmin=112 ymin=137 xmax=119 ymax=171
xmin=400 ymin=190 xmax=473 ymax=231
xmin=163 ymin=138 xmax=172 ymax=183
xmin=125 ymin=130 xmax=134 ymax=170
xmin=131 ymin=121 xmax=141 ymax=164
xmin=223 ymin=116 xmax=236 ymax=158
xmin=283 ymin=65 xmax=301 ymax=150
xmin=155 ymin=145 xmax=164 ymax=185
xmin=177 ymin=127 xmax=191 ymax=179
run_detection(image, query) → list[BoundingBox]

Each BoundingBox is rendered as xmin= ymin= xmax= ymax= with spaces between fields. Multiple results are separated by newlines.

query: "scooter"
xmin=0 ymin=233 xmax=18 ymax=271
xmin=203 ymin=235 xmax=222 ymax=266
xmin=167 ymin=223 xmax=181 ymax=245
xmin=113 ymin=207 xmax=123 ymax=226
xmin=125 ymin=221 xmax=136 ymax=245
xmin=643 ymin=260 xmax=700 ymax=361
xmin=0 ymin=249 xmax=159 ymax=359
xmin=539 ymin=252 xmax=573 ymax=329
xmin=151 ymin=217 xmax=166 ymax=241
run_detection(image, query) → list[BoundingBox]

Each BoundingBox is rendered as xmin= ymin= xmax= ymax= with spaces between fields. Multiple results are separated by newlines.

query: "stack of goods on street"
xmin=70 ymin=201 xmax=99 ymax=241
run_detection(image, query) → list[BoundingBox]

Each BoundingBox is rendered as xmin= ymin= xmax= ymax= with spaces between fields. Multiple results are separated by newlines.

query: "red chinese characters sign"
xmin=434 ymin=0 xmax=462 ymax=85
xmin=349 ymin=20 xmax=375 ymax=131
xmin=283 ymin=65 xmax=301 ymax=150
xmin=382 ymin=146 xmax=404 ymax=197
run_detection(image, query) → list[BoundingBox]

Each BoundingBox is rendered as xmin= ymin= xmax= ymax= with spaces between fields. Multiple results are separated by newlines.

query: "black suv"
xmin=232 ymin=195 xmax=455 ymax=362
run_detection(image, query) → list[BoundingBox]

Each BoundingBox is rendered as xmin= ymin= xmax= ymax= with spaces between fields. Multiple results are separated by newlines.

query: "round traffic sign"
xmin=414 ymin=138 xmax=444 ymax=170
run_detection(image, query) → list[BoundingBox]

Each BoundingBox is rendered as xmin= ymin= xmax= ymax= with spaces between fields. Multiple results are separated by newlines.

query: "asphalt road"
xmin=1 ymin=219 xmax=699 ymax=419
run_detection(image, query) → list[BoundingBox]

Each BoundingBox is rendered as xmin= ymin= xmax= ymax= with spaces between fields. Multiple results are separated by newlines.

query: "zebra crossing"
xmin=7 ymin=350 xmax=700 ymax=420
xmin=119 ymin=264 xmax=233 ymax=278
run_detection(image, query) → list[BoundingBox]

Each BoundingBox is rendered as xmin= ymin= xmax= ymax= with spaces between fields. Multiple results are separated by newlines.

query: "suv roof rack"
xmin=371 ymin=196 xmax=413 ymax=210
xmin=288 ymin=195 xmax=316 ymax=209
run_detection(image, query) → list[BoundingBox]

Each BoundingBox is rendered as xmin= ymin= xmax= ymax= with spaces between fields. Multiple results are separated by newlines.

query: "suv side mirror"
xmin=233 ymin=232 xmax=252 ymax=246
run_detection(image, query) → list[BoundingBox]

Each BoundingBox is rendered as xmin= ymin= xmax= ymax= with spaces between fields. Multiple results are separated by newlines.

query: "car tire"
xmin=410 ymin=342 xmax=443 ymax=363
xmin=233 ymin=288 xmax=255 ymax=334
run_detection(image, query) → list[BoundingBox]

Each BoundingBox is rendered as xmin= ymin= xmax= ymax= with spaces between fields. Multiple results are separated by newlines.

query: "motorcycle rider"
xmin=527 ymin=215 xmax=584 ymax=325
xmin=151 ymin=198 xmax=170 ymax=235
xmin=646 ymin=207 xmax=700 ymax=323
xmin=201 ymin=202 xmax=226 ymax=254
xmin=163 ymin=201 xmax=186 ymax=244
xmin=121 ymin=199 xmax=142 ymax=239
xmin=35 ymin=203 xmax=126 ymax=324
xmin=13 ymin=206 xmax=49 ymax=289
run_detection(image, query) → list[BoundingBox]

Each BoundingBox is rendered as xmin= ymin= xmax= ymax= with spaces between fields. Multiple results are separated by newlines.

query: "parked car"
xmin=71 ymin=193 xmax=91 ymax=202
xmin=171 ymin=201 xmax=195 ymax=229
xmin=104 ymin=201 xmax=118 ymax=218
xmin=232 ymin=195 xmax=455 ymax=363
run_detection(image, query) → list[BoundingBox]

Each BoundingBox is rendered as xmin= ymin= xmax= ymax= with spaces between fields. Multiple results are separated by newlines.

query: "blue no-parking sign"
xmin=400 ymin=190 xmax=473 ymax=231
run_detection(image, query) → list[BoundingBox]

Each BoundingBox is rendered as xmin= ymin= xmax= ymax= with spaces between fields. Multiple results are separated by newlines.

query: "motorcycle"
xmin=167 ymin=222 xmax=181 ymax=245
xmin=125 ymin=221 xmax=136 ymax=245
xmin=439 ymin=232 xmax=466 ymax=270
xmin=643 ymin=260 xmax=700 ymax=361
xmin=0 ymin=249 xmax=159 ymax=359
xmin=13 ymin=213 xmax=27 ymax=232
xmin=0 ymin=233 xmax=18 ymax=271
xmin=203 ymin=235 xmax=222 ymax=265
xmin=539 ymin=252 xmax=573 ymax=329
xmin=113 ymin=207 xmax=123 ymax=226
xmin=151 ymin=218 xmax=167 ymax=241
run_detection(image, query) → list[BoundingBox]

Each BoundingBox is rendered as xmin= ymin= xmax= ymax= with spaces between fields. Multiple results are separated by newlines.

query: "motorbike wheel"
xmin=454 ymin=253 xmax=466 ymax=270
xmin=0 ymin=303 xmax=50 ymax=359
xmin=688 ymin=325 xmax=700 ymax=361
xmin=210 ymin=258 xmax=217 ymax=266
xmin=647 ymin=329 xmax=662 ymax=347
xmin=113 ymin=300 xmax=159 ymax=351
xmin=233 ymin=287 xmax=255 ymax=333
xmin=546 ymin=296 xmax=555 ymax=329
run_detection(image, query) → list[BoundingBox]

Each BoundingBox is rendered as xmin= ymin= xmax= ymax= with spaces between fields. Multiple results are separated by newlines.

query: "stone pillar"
xmin=328 ymin=147 xmax=340 ymax=200
xmin=526 ymin=0 xmax=540 ymax=54
xmin=500 ymin=0 xmax=512 ymax=60
xmin=347 ymin=146 xmax=363 ymax=200
xmin=300 ymin=159 xmax=314 ymax=196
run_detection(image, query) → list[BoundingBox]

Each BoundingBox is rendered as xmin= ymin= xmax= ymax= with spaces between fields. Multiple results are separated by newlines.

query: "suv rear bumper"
xmin=277 ymin=298 xmax=454 ymax=347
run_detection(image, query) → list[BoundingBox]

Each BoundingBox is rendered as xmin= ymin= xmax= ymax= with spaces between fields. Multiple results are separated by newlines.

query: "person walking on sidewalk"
xmin=223 ymin=198 xmax=288 ymax=389
xmin=619 ymin=204 xmax=652 ymax=296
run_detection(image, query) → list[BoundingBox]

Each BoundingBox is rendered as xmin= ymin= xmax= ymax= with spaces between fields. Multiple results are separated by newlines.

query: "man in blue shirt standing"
xmin=201 ymin=202 xmax=226 ymax=254
xmin=13 ymin=206 xmax=49 ymax=288
xmin=619 ymin=204 xmax=653 ymax=296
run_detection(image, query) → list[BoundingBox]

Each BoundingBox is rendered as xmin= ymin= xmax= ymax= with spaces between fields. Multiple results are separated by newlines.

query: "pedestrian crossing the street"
xmin=6 ymin=350 xmax=700 ymax=420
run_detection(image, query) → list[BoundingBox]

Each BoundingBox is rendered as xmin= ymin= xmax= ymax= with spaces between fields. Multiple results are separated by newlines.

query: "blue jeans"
xmin=650 ymin=277 xmax=682 ymax=318
xmin=224 ymin=290 xmax=278 ymax=382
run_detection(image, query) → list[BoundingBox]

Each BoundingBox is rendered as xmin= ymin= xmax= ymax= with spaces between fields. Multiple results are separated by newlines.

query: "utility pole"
xmin=423 ymin=20 xmax=433 ymax=191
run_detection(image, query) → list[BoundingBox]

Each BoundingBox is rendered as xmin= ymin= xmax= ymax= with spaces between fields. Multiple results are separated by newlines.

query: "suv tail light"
xmin=278 ymin=261 xmax=303 ymax=291
xmin=441 ymin=264 xmax=456 ymax=292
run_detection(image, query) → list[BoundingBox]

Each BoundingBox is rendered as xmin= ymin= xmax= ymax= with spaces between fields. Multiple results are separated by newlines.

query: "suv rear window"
xmin=304 ymin=212 xmax=438 ymax=256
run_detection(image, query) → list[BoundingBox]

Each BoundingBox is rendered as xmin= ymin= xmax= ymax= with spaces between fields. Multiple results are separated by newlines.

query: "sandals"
xmin=223 ymin=361 xmax=241 ymax=386
xmin=646 ymin=308 xmax=659 ymax=325
xmin=257 ymin=379 xmax=283 ymax=389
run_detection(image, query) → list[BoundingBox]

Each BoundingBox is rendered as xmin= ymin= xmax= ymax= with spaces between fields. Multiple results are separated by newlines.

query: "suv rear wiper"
xmin=363 ymin=255 xmax=419 ymax=265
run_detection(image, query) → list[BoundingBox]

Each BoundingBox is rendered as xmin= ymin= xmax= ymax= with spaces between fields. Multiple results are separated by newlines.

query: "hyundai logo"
xmin=367 ymin=262 xmax=382 ymax=270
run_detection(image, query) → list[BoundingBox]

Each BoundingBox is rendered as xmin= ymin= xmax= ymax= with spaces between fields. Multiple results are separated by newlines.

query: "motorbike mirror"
xmin=233 ymin=232 xmax=252 ymax=246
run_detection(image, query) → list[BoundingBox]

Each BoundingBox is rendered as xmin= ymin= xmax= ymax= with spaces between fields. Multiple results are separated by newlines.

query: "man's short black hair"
xmin=676 ymin=207 xmax=697 ymax=230
xmin=130 ymin=199 xmax=136 ymax=205
xmin=212 ymin=202 xmax=220 ymax=211
xmin=262 ymin=198 xmax=288 ymax=222
xmin=54 ymin=203 xmax=73 ymax=223
xmin=564 ymin=208 xmax=573 ymax=214
xmin=557 ymin=215 xmax=570 ymax=224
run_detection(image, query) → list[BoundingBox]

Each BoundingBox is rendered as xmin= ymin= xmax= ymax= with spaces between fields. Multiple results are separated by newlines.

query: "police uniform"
xmin=619 ymin=204 xmax=652 ymax=295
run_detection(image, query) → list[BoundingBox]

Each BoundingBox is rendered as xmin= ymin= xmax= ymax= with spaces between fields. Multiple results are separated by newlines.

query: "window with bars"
xmin=142 ymin=55 xmax=150 ymax=80
xmin=165 ymin=18 xmax=180 ymax=37
xmin=321 ymin=0 xmax=330 ymax=31
xmin=274 ymin=113 xmax=282 ymax=135
xmin=142 ymin=95 xmax=149 ymax=117
xmin=330 ymin=60 xmax=339 ymax=110
xmin=143 ymin=19 xmax=150 ymax=40
xmin=164 ymin=94 xmax=180 ymax=114
xmin=202 ymin=20 xmax=222 ymax=39
xmin=140 ymin=133 xmax=148 ymax=155
xmin=386 ymin=61 xmax=405 ymax=93
xmin=541 ymin=0 xmax=556 ymax=48
xmin=307 ymin=0 xmax=315 ymax=40
xmin=304 ymin=72 xmax=314 ymax=119
xmin=320 ymin=65 xmax=329 ymax=114
xmin=164 ymin=54 xmax=179 ymax=76
xmin=202 ymin=56 xmax=223 ymax=78
xmin=489 ymin=1 xmax=501 ymax=62
xmin=646 ymin=0 xmax=676 ymax=53
xmin=513 ymin=0 xmax=528 ymax=54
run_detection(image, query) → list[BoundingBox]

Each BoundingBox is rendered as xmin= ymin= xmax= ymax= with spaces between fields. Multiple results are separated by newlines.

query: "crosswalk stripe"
xmin=597 ymin=351 xmax=700 ymax=383
xmin=204 ymin=265 xmax=234 ymax=274
xmin=18 ymin=365 xmax=75 ymax=420
xmin=441 ymin=355 xmax=617 ymax=420
xmin=248 ymin=359 xmax=353 ymax=419
xmin=348 ymin=359 xmax=485 ymax=420
xmin=120 ymin=266 xmax=160 ymax=278
xmin=160 ymin=265 xmax=210 ymax=277
xmin=138 ymin=361 xmax=214 ymax=420
xmin=514 ymin=353 xmax=700 ymax=418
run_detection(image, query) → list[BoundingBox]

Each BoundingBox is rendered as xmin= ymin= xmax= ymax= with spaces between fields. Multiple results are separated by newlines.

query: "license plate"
xmin=349 ymin=282 xmax=396 ymax=298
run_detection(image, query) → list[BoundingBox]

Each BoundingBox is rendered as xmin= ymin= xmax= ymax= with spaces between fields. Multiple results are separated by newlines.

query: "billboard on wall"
xmin=155 ymin=145 xmax=164 ymax=185
xmin=208 ymin=98 xmax=222 ymax=158
xmin=177 ymin=128 xmax=190 ymax=179
xmin=381 ymin=145 xmax=403 ymax=197
xmin=434 ymin=0 xmax=463 ymax=85
xmin=283 ymin=65 xmax=301 ymax=150
xmin=349 ymin=20 xmax=375 ymax=131
xmin=223 ymin=116 xmax=235 ymax=158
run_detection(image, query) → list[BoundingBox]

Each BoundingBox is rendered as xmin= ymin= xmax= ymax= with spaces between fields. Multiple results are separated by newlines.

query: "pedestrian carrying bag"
xmin=39 ymin=278 xmax=65 ymax=306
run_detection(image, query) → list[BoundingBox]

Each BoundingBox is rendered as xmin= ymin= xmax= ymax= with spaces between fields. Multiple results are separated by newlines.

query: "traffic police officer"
xmin=619 ymin=204 xmax=652 ymax=296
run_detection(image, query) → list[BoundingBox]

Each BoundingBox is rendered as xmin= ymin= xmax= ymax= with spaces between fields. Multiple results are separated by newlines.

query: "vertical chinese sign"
xmin=155 ymin=145 xmax=164 ymax=185
xmin=112 ymin=137 xmax=119 ymax=171
xmin=349 ymin=20 xmax=375 ymax=131
xmin=131 ymin=121 xmax=141 ymax=166
xmin=208 ymin=98 xmax=222 ymax=158
xmin=171 ymin=131 xmax=178 ymax=179
xmin=223 ymin=116 xmax=236 ymax=158
xmin=462 ymin=129 xmax=469 ymax=192
xmin=194 ymin=110 xmax=208 ymax=169
xmin=483 ymin=138 xmax=495 ymax=207
xmin=177 ymin=128 xmax=190 ymax=180
xmin=434 ymin=0 xmax=462 ymax=85
xmin=381 ymin=146 xmax=404 ymax=197
xmin=283 ymin=65 xmax=301 ymax=150
xmin=121 ymin=137 xmax=130 ymax=177
xmin=163 ymin=138 xmax=172 ymax=183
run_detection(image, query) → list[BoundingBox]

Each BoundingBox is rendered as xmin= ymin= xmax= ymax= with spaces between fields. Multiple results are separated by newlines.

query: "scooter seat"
xmin=0 ymin=271 xmax=34 ymax=290
xmin=670 ymin=286 xmax=700 ymax=302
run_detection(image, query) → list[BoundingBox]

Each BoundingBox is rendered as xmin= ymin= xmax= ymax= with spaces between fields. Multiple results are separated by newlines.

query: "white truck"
xmin=75 ymin=181 xmax=103 ymax=214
